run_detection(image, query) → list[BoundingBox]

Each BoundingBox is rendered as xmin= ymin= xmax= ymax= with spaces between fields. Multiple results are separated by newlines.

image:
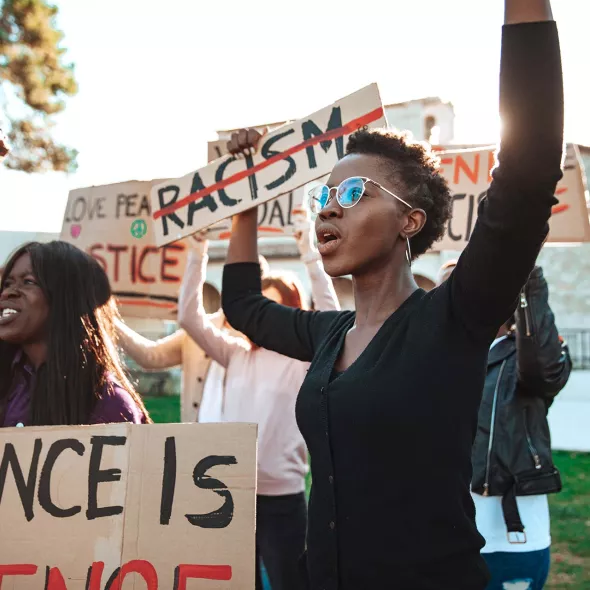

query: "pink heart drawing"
xmin=71 ymin=224 xmax=82 ymax=239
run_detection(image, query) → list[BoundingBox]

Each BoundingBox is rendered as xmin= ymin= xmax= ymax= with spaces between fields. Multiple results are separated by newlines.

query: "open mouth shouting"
xmin=0 ymin=306 xmax=20 ymax=325
xmin=316 ymin=224 xmax=342 ymax=256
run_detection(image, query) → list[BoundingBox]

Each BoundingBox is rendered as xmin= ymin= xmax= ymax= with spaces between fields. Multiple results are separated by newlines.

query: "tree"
xmin=0 ymin=0 xmax=78 ymax=173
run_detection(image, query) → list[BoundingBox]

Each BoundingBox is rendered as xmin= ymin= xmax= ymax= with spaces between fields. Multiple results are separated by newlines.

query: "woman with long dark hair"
xmin=0 ymin=241 xmax=150 ymax=426
xmin=220 ymin=1 xmax=563 ymax=587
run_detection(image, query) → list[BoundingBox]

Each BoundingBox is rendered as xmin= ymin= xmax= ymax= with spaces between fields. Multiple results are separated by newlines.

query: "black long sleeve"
xmin=221 ymin=21 xmax=565 ymax=590
xmin=449 ymin=21 xmax=564 ymax=338
xmin=222 ymin=262 xmax=342 ymax=362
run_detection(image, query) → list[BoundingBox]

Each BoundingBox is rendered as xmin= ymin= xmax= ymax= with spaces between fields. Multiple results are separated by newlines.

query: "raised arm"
xmin=115 ymin=319 xmax=184 ymax=370
xmin=223 ymin=131 xmax=341 ymax=361
xmin=178 ymin=236 xmax=248 ymax=368
xmin=293 ymin=208 xmax=340 ymax=312
xmin=515 ymin=266 xmax=572 ymax=400
xmin=448 ymin=0 xmax=563 ymax=338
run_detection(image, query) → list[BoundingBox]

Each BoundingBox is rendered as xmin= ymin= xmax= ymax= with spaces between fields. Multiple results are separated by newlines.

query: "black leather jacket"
xmin=472 ymin=266 xmax=572 ymax=501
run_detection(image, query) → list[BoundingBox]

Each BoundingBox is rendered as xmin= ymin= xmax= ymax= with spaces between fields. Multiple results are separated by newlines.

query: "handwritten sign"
xmin=0 ymin=422 xmax=257 ymax=589
xmin=60 ymin=181 xmax=187 ymax=320
xmin=150 ymin=84 xmax=386 ymax=246
xmin=435 ymin=143 xmax=590 ymax=251
xmin=204 ymin=139 xmax=305 ymax=240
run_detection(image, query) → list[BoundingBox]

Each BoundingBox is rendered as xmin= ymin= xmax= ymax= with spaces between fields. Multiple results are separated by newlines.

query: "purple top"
xmin=2 ymin=351 xmax=147 ymax=427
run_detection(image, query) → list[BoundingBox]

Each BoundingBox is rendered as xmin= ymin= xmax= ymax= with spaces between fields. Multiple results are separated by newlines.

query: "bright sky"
xmin=1 ymin=0 xmax=589 ymax=233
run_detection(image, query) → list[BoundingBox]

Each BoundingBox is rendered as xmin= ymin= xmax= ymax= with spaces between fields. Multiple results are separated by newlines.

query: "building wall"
xmin=385 ymin=99 xmax=455 ymax=144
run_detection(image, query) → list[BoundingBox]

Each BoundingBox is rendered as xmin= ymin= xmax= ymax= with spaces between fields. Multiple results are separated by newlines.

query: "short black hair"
xmin=345 ymin=128 xmax=452 ymax=258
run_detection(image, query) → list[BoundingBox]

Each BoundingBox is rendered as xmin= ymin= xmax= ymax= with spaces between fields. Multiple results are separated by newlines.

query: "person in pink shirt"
xmin=0 ymin=241 xmax=150 ymax=427
xmin=177 ymin=213 xmax=339 ymax=590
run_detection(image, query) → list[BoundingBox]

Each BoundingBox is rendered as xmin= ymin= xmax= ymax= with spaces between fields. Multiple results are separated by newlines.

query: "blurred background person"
xmin=440 ymin=261 xmax=572 ymax=590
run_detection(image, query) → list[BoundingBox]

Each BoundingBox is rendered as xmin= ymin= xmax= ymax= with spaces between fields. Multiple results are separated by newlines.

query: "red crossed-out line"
xmin=153 ymin=107 xmax=384 ymax=221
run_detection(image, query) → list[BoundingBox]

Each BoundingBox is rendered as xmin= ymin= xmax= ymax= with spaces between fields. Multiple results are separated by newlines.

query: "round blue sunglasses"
xmin=308 ymin=176 xmax=412 ymax=215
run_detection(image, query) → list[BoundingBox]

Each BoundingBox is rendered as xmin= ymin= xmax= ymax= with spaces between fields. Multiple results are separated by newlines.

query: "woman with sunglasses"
xmin=221 ymin=1 xmax=563 ymax=587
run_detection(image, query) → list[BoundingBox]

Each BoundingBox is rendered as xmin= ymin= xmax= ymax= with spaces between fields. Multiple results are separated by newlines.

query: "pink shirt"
xmin=178 ymin=249 xmax=339 ymax=495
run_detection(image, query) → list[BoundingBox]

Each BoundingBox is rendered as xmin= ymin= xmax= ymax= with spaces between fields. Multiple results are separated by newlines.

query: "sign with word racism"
xmin=205 ymin=138 xmax=305 ymax=241
xmin=0 ymin=422 xmax=257 ymax=589
xmin=435 ymin=143 xmax=590 ymax=251
xmin=60 ymin=181 xmax=187 ymax=320
xmin=150 ymin=84 xmax=386 ymax=246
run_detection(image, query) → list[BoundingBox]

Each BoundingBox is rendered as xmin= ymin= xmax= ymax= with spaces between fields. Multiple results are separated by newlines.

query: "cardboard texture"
xmin=205 ymin=139 xmax=305 ymax=241
xmin=149 ymin=84 xmax=386 ymax=246
xmin=435 ymin=143 xmax=590 ymax=251
xmin=59 ymin=181 xmax=187 ymax=320
xmin=0 ymin=423 xmax=257 ymax=589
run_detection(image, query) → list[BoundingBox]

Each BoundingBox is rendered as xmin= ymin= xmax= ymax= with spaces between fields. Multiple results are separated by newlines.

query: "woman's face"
xmin=314 ymin=153 xmax=410 ymax=278
xmin=0 ymin=253 xmax=50 ymax=345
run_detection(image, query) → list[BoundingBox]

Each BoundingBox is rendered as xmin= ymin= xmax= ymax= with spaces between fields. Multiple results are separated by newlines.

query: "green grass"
xmin=144 ymin=397 xmax=590 ymax=587
xmin=547 ymin=451 xmax=590 ymax=589
xmin=144 ymin=395 xmax=180 ymax=424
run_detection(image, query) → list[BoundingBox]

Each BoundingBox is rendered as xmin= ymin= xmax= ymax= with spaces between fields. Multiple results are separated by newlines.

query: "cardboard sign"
xmin=60 ymin=181 xmax=187 ymax=320
xmin=435 ymin=143 xmax=590 ymax=251
xmin=150 ymin=84 xmax=386 ymax=246
xmin=204 ymin=190 xmax=304 ymax=240
xmin=0 ymin=422 xmax=257 ymax=589
xmin=205 ymin=138 xmax=305 ymax=240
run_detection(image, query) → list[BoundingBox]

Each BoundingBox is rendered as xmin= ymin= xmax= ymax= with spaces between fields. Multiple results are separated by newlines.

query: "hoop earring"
xmin=406 ymin=237 xmax=412 ymax=266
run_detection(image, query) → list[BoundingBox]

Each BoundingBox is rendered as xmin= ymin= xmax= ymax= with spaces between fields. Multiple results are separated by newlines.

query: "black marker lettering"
xmin=160 ymin=437 xmax=177 ymax=525
xmin=187 ymin=172 xmax=219 ymax=227
xmin=287 ymin=192 xmax=294 ymax=227
xmin=97 ymin=197 xmax=106 ymax=219
xmin=158 ymin=186 xmax=185 ymax=237
xmin=302 ymin=106 xmax=344 ymax=169
xmin=261 ymin=129 xmax=296 ymax=191
xmin=0 ymin=439 xmax=42 ymax=522
xmin=268 ymin=200 xmax=285 ymax=227
xmin=72 ymin=197 xmax=87 ymax=222
xmin=116 ymin=194 xmax=127 ymax=219
xmin=215 ymin=158 xmax=241 ymax=207
xmin=465 ymin=194 xmax=476 ymax=241
xmin=139 ymin=195 xmax=151 ymax=216
xmin=244 ymin=153 xmax=260 ymax=201
xmin=257 ymin=202 xmax=268 ymax=225
xmin=126 ymin=194 xmax=138 ymax=217
xmin=86 ymin=436 xmax=126 ymax=520
xmin=448 ymin=194 xmax=466 ymax=241
xmin=185 ymin=455 xmax=237 ymax=529
xmin=38 ymin=439 xmax=85 ymax=518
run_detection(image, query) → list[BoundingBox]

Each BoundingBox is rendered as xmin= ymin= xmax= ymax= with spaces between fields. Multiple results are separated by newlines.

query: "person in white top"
xmin=178 ymin=213 xmax=339 ymax=590
xmin=115 ymin=212 xmax=317 ymax=424
xmin=439 ymin=261 xmax=572 ymax=590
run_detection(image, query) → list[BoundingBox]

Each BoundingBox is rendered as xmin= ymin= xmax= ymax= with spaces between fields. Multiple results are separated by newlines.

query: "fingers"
xmin=226 ymin=127 xmax=265 ymax=158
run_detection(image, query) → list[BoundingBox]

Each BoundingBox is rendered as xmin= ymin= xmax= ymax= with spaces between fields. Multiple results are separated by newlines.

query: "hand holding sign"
xmin=187 ymin=230 xmax=209 ymax=257
xmin=226 ymin=127 xmax=267 ymax=157
xmin=150 ymin=84 xmax=386 ymax=246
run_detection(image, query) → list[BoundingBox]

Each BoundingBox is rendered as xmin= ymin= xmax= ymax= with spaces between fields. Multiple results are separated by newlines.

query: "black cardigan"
xmin=222 ymin=21 xmax=563 ymax=590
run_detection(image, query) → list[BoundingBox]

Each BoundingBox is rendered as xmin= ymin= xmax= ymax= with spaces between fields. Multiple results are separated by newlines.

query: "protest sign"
xmin=60 ymin=181 xmax=187 ymax=320
xmin=0 ymin=422 xmax=257 ymax=589
xmin=205 ymin=139 xmax=305 ymax=240
xmin=150 ymin=84 xmax=386 ymax=246
xmin=435 ymin=143 xmax=590 ymax=251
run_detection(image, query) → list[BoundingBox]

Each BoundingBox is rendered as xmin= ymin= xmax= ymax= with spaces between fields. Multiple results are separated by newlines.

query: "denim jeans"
xmin=255 ymin=493 xmax=308 ymax=590
xmin=483 ymin=548 xmax=551 ymax=590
